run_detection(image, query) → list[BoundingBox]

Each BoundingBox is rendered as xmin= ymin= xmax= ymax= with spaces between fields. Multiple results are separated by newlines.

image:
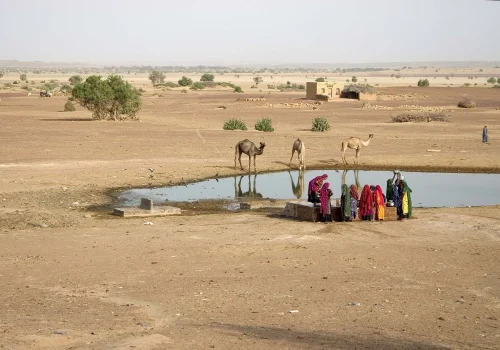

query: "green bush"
xmin=161 ymin=81 xmax=180 ymax=88
xmin=42 ymin=82 xmax=58 ymax=91
xmin=315 ymin=77 xmax=326 ymax=82
xmin=233 ymin=86 xmax=243 ymax=93
xmin=417 ymin=79 xmax=430 ymax=87
xmin=351 ymin=76 xmax=358 ymax=83
xmin=253 ymin=76 xmax=263 ymax=86
xmin=200 ymin=73 xmax=214 ymax=82
xmin=255 ymin=118 xmax=274 ymax=132
xmin=64 ymin=100 xmax=76 ymax=112
xmin=69 ymin=75 xmax=83 ymax=85
xmin=493 ymin=84 xmax=500 ymax=89
xmin=190 ymin=82 xmax=205 ymax=90
xmin=71 ymin=75 xmax=141 ymax=120
xmin=487 ymin=77 xmax=497 ymax=84
xmin=223 ymin=118 xmax=247 ymax=130
xmin=60 ymin=84 xmax=73 ymax=93
xmin=298 ymin=84 xmax=305 ymax=89
xmin=311 ymin=117 xmax=330 ymax=132
xmin=178 ymin=76 xmax=193 ymax=86
xmin=20 ymin=74 xmax=27 ymax=81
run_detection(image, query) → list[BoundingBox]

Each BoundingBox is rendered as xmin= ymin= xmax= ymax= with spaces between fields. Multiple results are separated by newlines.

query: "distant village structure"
xmin=306 ymin=82 xmax=344 ymax=100
xmin=306 ymin=81 xmax=377 ymax=101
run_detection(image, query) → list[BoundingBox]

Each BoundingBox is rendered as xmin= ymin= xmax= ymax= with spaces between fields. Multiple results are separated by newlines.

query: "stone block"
xmin=384 ymin=206 xmax=397 ymax=221
xmin=140 ymin=198 xmax=153 ymax=211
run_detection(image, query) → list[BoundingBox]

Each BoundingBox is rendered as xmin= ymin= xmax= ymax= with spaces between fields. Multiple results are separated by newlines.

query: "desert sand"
xmin=0 ymin=71 xmax=499 ymax=349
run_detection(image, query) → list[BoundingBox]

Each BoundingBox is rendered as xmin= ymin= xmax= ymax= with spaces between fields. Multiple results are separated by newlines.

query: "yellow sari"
xmin=376 ymin=190 xmax=385 ymax=220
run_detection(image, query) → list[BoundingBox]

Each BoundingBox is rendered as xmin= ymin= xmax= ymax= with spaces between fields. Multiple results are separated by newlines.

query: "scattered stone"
xmin=348 ymin=302 xmax=361 ymax=306
xmin=143 ymin=222 xmax=154 ymax=225
xmin=289 ymin=310 xmax=299 ymax=313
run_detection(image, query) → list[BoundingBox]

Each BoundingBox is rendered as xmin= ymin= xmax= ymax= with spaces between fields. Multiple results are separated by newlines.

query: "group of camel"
xmin=234 ymin=134 xmax=374 ymax=171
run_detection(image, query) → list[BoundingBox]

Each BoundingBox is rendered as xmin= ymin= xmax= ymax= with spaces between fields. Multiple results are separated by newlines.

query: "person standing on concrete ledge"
xmin=483 ymin=126 xmax=488 ymax=143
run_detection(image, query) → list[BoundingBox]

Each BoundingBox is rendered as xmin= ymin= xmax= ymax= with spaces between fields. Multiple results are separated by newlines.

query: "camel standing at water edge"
xmin=341 ymin=134 xmax=374 ymax=165
xmin=234 ymin=139 xmax=266 ymax=172
xmin=289 ymin=138 xmax=305 ymax=170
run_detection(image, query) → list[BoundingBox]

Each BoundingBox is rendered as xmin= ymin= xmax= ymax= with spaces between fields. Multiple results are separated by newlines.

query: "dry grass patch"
xmin=391 ymin=112 xmax=450 ymax=123
xmin=457 ymin=97 xmax=476 ymax=108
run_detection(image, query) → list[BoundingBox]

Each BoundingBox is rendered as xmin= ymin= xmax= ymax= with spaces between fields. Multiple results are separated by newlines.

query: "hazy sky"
xmin=1 ymin=0 xmax=498 ymax=65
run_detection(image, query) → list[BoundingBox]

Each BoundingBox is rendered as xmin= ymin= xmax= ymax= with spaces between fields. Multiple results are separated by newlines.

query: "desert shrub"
xmin=13 ymin=81 xmax=19 ymax=84
xmin=487 ymin=77 xmax=497 ymax=84
xmin=315 ymin=77 xmax=326 ymax=82
xmin=458 ymin=97 xmax=476 ymax=108
xmin=267 ymin=84 xmax=276 ymax=89
xmin=233 ymin=86 xmax=243 ymax=93
xmin=190 ymin=82 xmax=205 ymax=90
xmin=311 ymin=117 xmax=330 ymax=132
xmin=42 ymin=82 xmax=58 ymax=91
xmin=493 ymin=84 xmax=500 ymax=89
xmin=0 ymin=72 xmax=4 ymax=79
xmin=181 ymin=89 xmax=188 ymax=93
xmin=21 ymin=85 xmax=29 ymax=90
xmin=178 ymin=76 xmax=193 ymax=86
xmin=149 ymin=70 xmax=165 ymax=85
xmin=253 ymin=76 xmax=263 ymax=86
xmin=223 ymin=118 xmax=247 ymax=130
xmin=351 ymin=76 xmax=358 ymax=83
xmin=138 ymin=87 xmax=146 ymax=93
xmin=49 ymin=79 xmax=58 ymax=83
xmin=417 ymin=79 xmax=430 ymax=87
xmin=217 ymin=105 xmax=227 ymax=109
xmin=298 ymin=84 xmax=305 ymax=89
xmin=71 ymin=75 xmax=141 ymax=120
xmin=200 ymin=73 xmax=214 ymax=82
xmin=69 ymin=75 xmax=83 ymax=85
xmin=463 ymin=83 xmax=471 ymax=87
xmin=20 ymin=74 xmax=27 ymax=81
xmin=200 ymin=81 xmax=216 ymax=88
xmin=161 ymin=81 xmax=180 ymax=88
xmin=255 ymin=118 xmax=274 ymax=132
xmin=391 ymin=112 xmax=450 ymax=123
xmin=4 ymin=82 xmax=12 ymax=88
xmin=60 ymin=84 xmax=73 ymax=93
xmin=64 ymin=100 xmax=76 ymax=112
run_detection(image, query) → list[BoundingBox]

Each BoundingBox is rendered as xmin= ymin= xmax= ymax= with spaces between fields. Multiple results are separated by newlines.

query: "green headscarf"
xmin=342 ymin=184 xmax=351 ymax=220
xmin=402 ymin=180 xmax=412 ymax=218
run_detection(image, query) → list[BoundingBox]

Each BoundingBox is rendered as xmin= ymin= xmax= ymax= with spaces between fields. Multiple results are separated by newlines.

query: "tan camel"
xmin=289 ymin=138 xmax=305 ymax=170
xmin=234 ymin=139 xmax=266 ymax=172
xmin=341 ymin=134 xmax=374 ymax=165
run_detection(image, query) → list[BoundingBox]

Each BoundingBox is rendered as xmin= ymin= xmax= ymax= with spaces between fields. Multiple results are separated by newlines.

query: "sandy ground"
xmin=0 ymin=79 xmax=500 ymax=349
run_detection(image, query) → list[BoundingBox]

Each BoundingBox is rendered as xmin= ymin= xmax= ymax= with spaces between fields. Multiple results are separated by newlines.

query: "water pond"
xmin=117 ymin=170 xmax=500 ymax=208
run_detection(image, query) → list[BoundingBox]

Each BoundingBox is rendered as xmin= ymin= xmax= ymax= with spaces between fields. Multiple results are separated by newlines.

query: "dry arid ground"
xmin=1 ymin=79 xmax=500 ymax=349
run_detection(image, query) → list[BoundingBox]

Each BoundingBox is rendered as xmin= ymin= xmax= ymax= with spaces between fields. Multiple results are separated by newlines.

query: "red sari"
xmin=359 ymin=185 xmax=374 ymax=219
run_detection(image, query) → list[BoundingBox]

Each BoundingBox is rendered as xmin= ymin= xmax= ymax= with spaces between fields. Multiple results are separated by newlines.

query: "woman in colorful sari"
xmin=359 ymin=185 xmax=374 ymax=221
xmin=319 ymin=182 xmax=333 ymax=222
xmin=393 ymin=179 xmax=402 ymax=219
xmin=400 ymin=178 xmax=413 ymax=219
xmin=350 ymin=184 xmax=359 ymax=220
xmin=308 ymin=174 xmax=328 ymax=205
xmin=374 ymin=185 xmax=385 ymax=220
xmin=340 ymin=184 xmax=351 ymax=222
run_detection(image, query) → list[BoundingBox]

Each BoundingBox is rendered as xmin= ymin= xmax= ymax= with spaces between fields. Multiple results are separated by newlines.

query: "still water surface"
xmin=118 ymin=170 xmax=500 ymax=208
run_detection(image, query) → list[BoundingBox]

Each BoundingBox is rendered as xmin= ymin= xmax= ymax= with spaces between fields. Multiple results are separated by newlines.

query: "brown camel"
xmin=234 ymin=139 xmax=266 ymax=172
xmin=289 ymin=138 xmax=305 ymax=170
xmin=341 ymin=134 xmax=374 ymax=165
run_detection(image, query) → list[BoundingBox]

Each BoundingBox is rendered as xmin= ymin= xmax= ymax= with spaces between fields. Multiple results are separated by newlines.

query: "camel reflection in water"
xmin=288 ymin=170 xmax=305 ymax=199
xmin=341 ymin=169 xmax=361 ymax=194
xmin=234 ymin=174 xmax=263 ymax=199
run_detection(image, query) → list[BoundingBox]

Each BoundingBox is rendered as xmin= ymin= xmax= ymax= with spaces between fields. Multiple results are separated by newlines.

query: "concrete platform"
xmin=113 ymin=206 xmax=181 ymax=217
xmin=283 ymin=201 xmax=322 ymax=222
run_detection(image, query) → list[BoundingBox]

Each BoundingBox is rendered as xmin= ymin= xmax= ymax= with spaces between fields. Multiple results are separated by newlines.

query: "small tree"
xmin=253 ymin=76 xmax=263 ymax=86
xmin=71 ymin=75 xmax=141 ymax=121
xmin=200 ymin=73 xmax=214 ymax=82
xmin=417 ymin=79 xmax=430 ymax=87
xmin=487 ymin=77 xmax=497 ymax=84
xmin=69 ymin=75 xmax=83 ymax=85
xmin=20 ymin=74 xmax=27 ymax=81
xmin=233 ymin=86 xmax=243 ymax=93
xmin=149 ymin=70 xmax=165 ymax=85
xmin=315 ymin=77 xmax=326 ymax=82
xmin=178 ymin=76 xmax=193 ymax=87
xmin=351 ymin=76 xmax=358 ymax=83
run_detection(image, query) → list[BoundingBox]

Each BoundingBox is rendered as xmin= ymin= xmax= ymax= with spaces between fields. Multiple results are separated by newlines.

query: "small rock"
xmin=289 ymin=310 xmax=299 ymax=313
xmin=348 ymin=302 xmax=361 ymax=306
xmin=143 ymin=222 xmax=154 ymax=225
xmin=84 ymin=214 xmax=92 ymax=218
xmin=438 ymin=317 xmax=445 ymax=321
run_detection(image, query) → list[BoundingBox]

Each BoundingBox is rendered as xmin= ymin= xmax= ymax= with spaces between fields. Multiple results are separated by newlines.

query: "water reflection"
xmin=288 ymin=170 xmax=305 ymax=199
xmin=234 ymin=175 xmax=263 ymax=199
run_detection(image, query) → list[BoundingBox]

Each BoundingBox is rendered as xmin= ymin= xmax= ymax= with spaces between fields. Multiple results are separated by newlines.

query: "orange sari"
xmin=375 ymin=185 xmax=385 ymax=220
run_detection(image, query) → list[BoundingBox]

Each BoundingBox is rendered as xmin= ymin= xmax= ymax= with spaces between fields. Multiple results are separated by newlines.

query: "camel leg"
xmin=248 ymin=155 xmax=251 ymax=173
xmin=238 ymin=152 xmax=244 ymax=170
xmin=342 ymin=149 xmax=348 ymax=165
xmin=253 ymin=155 xmax=257 ymax=172
xmin=289 ymin=149 xmax=295 ymax=167
xmin=355 ymin=148 xmax=360 ymax=165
